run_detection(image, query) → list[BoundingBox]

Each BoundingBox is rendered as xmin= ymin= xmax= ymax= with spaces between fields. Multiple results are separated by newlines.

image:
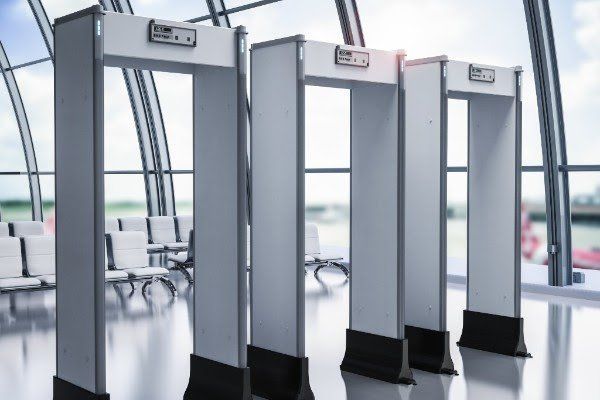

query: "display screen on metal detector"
xmin=335 ymin=46 xmax=369 ymax=68
xmin=149 ymin=20 xmax=197 ymax=47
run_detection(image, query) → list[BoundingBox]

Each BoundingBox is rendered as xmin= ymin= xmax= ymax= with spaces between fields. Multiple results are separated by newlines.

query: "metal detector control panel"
xmin=149 ymin=20 xmax=197 ymax=47
xmin=469 ymin=64 xmax=495 ymax=83
xmin=335 ymin=46 xmax=369 ymax=67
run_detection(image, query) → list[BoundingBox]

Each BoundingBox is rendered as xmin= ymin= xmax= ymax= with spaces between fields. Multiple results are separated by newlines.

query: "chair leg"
xmin=331 ymin=262 xmax=350 ymax=278
xmin=158 ymin=277 xmax=178 ymax=297
xmin=314 ymin=262 xmax=350 ymax=278
xmin=141 ymin=279 xmax=154 ymax=295
xmin=313 ymin=263 xmax=327 ymax=277
xmin=177 ymin=265 xmax=193 ymax=284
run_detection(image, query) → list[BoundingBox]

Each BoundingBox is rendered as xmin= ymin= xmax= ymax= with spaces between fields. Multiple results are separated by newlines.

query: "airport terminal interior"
xmin=1 ymin=1 xmax=599 ymax=399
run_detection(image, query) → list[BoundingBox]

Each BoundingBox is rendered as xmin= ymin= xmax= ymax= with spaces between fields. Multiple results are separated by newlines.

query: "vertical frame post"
xmin=523 ymin=0 xmax=572 ymax=286
xmin=403 ymin=57 xmax=456 ymax=375
xmin=184 ymin=26 xmax=251 ymax=399
xmin=54 ymin=6 xmax=109 ymax=399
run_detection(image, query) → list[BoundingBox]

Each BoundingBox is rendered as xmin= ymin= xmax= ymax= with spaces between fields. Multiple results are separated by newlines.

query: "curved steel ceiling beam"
xmin=523 ymin=0 xmax=572 ymax=286
xmin=0 ymin=42 xmax=43 ymax=221
xmin=27 ymin=0 xmax=54 ymax=60
xmin=334 ymin=0 xmax=365 ymax=46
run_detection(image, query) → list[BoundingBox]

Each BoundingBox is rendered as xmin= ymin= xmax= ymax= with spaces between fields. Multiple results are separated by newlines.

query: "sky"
xmin=0 ymin=0 xmax=598 ymax=205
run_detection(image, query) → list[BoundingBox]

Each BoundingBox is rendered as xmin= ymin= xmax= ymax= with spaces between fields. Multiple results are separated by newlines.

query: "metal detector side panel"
xmin=103 ymin=12 xmax=236 ymax=72
xmin=304 ymin=41 xmax=398 ymax=86
xmin=251 ymin=42 xmax=305 ymax=357
xmin=350 ymin=82 xmax=402 ymax=339
xmin=447 ymin=61 xmax=516 ymax=98
xmin=467 ymin=94 xmax=520 ymax=318
xmin=404 ymin=62 xmax=446 ymax=331
xmin=193 ymin=64 xmax=247 ymax=367
xmin=55 ymin=13 xmax=106 ymax=393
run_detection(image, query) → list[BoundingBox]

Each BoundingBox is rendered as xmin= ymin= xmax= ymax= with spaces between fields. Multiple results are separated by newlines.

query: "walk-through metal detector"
xmin=54 ymin=6 xmax=249 ymax=399
xmin=250 ymin=36 xmax=412 ymax=399
xmin=404 ymin=56 xmax=529 ymax=369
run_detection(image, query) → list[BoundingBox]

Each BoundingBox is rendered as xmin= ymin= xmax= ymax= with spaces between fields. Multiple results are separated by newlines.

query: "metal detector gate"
xmin=250 ymin=36 xmax=412 ymax=399
xmin=54 ymin=6 xmax=249 ymax=399
xmin=404 ymin=56 xmax=529 ymax=367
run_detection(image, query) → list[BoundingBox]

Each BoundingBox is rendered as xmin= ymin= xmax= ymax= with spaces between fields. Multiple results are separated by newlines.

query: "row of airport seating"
xmin=0 ymin=217 xmax=346 ymax=294
xmin=105 ymin=216 xmax=191 ymax=253
xmin=0 ymin=220 xmax=46 ymax=237
xmin=0 ymin=220 xmax=177 ymax=296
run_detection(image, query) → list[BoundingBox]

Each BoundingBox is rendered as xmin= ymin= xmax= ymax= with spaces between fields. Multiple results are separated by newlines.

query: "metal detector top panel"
xmin=407 ymin=56 xmax=520 ymax=98
xmin=101 ymin=11 xmax=241 ymax=73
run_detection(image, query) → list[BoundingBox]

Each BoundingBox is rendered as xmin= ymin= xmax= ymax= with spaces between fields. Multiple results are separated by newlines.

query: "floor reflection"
xmin=342 ymin=371 xmax=412 ymax=400
xmin=459 ymin=347 xmax=525 ymax=400
xmin=2 ymin=267 xmax=600 ymax=399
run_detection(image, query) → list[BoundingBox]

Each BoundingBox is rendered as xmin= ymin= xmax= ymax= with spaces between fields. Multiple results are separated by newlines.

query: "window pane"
xmin=549 ymin=0 xmax=600 ymax=164
xmin=104 ymin=67 xmax=143 ymax=171
xmin=447 ymin=99 xmax=468 ymax=167
xmin=40 ymin=175 xmax=55 ymax=234
xmin=0 ymin=175 xmax=32 ymax=221
xmin=305 ymin=173 xmax=349 ymax=248
xmin=229 ymin=0 xmax=342 ymax=44
xmin=0 ymin=80 xmax=27 ymax=171
xmin=172 ymin=173 xmax=193 ymax=215
xmin=357 ymin=0 xmax=543 ymax=166
xmin=130 ymin=0 xmax=209 ymax=22
xmin=569 ymin=172 xmax=600 ymax=271
xmin=104 ymin=174 xmax=147 ymax=218
xmin=0 ymin=0 xmax=48 ymax=65
xmin=153 ymin=72 xmax=192 ymax=170
xmin=305 ymin=87 xmax=350 ymax=169
xmin=447 ymin=172 xmax=467 ymax=259
xmin=13 ymin=62 xmax=54 ymax=171
xmin=522 ymin=172 xmax=548 ymax=264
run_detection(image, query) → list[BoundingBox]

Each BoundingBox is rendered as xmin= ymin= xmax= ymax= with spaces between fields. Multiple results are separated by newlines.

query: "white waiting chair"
xmin=20 ymin=235 xmax=56 ymax=286
xmin=118 ymin=217 xmax=164 ymax=253
xmin=174 ymin=215 xmax=193 ymax=243
xmin=147 ymin=216 xmax=188 ymax=252
xmin=106 ymin=231 xmax=176 ymax=296
xmin=105 ymin=217 xmax=120 ymax=234
xmin=167 ymin=229 xmax=194 ymax=283
xmin=305 ymin=223 xmax=348 ymax=278
xmin=0 ymin=237 xmax=42 ymax=292
xmin=9 ymin=221 xmax=44 ymax=237
xmin=0 ymin=222 xmax=9 ymax=237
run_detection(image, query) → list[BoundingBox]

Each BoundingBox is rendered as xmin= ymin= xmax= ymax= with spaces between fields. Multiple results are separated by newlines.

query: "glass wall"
xmin=0 ymin=0 xmax=595 ymax=282
xmin=0 ymin=176 xmax=31 ymax=221
xmin=549 ymin=0 xmax=600 ymax=272
xmin=549 ymin=0 xmax=600 ymax=165
xmin=568 ymin=173 xmax=600 ymax=271
xmin=359 ymin=0 xmax=548 ymax=263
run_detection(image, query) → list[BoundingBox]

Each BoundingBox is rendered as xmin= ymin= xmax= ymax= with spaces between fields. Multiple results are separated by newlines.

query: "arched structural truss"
xmin=523 ymin=0 xmax=572 ymax=286
xmin=335 ymin=0 xmax=365 ymax=46
xmin=0 ymin=42 xmax=43 ymax=221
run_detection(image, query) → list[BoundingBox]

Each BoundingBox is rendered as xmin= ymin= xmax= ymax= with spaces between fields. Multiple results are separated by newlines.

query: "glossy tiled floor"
xmin=1 ymin=267 xmax=600 ymax=400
